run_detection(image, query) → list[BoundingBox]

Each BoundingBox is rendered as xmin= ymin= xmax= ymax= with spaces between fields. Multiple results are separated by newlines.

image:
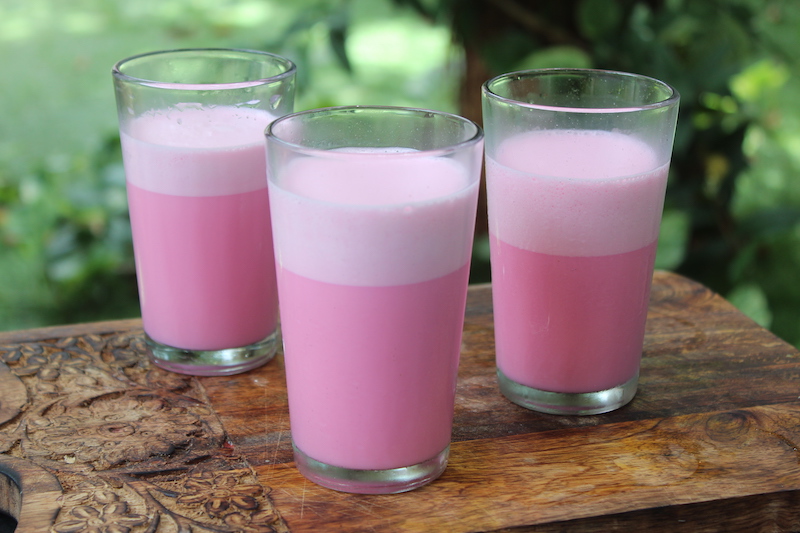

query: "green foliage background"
xmin=1 ymin=0 xmax=799 ymax=348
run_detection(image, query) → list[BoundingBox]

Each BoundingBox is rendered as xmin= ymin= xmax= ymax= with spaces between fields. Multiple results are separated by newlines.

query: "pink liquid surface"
xmin=268 ymin=151 xmax=480 ymax=470
xmin=491 ymin=238 xmax=657 ymax=393
xmin=486 ymin=129 xmax=669 ymax=393
xmin=279 ymin=265 xmax=469 ymax=470
xmin=121 ymin=107 xmax=278 ymax=351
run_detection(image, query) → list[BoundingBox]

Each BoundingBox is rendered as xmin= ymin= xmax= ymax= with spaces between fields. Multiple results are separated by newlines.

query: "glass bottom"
xmin=145 ymin=330 xmax=278 ymax=376
xmin=293 ymin=443 xmax=449 ymax=494
xmin=497 ymin=368 xmax=638 ymax=415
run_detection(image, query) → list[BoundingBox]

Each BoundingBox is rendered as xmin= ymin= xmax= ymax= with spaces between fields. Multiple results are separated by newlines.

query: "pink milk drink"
xmin=482 ymin=69 xmax=680 ymax=415
xmin=112 ymin=49 xmax=296 ymax=375
xmin=266 ymin=107 xmax=483 ymax=493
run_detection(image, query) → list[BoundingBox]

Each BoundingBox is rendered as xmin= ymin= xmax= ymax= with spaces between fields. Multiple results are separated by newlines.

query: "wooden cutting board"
xmin=1 ymin=271 xmax=799 ymax=532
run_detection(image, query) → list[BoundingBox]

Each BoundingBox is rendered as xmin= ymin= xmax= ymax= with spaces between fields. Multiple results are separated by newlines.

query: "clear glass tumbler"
xmin=112 ymin=49 xmax=296 ymax=376
xmin=482 ymin=69 xmax=679 ymax=415
xmin=266 ymin=106 xmax=483 ymax=493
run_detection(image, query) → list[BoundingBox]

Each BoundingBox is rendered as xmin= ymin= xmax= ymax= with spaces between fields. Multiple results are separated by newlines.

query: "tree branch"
xmin=485 ymin=0 xmax=585 ymax=48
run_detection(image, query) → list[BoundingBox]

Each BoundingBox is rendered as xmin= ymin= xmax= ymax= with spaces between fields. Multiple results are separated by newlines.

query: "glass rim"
xmin=265 ymin=105 xmax=484 ymax=159
xmin=111 ymin=47 xmax=296 ymax=89
xmin=482 ymin=68 xmax=679 ymax=114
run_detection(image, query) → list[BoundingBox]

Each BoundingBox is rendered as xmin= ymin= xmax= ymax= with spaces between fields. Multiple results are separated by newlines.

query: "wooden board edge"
xmin=0 ymin=319 xmax=142 ymax=344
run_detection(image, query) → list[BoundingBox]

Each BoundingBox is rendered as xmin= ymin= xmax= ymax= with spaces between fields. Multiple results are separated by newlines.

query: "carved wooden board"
xmin=1 ymin=271 xmax=799 ymax=532
xmin=0 ymin=327 xmax=289 ymax=532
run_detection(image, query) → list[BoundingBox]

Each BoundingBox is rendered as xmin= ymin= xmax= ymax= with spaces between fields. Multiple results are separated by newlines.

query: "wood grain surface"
xmin=1 ymin=271 xmax=799 ymax=532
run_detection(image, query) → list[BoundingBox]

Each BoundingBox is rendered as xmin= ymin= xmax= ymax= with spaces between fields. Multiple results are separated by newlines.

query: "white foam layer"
xmin=486 ymin=129 xmax=669 ymax=256
xmin=121 ymin=106 xmax=275 ymax=196
xmin=269 ymin=153 xmax=480 ymax=286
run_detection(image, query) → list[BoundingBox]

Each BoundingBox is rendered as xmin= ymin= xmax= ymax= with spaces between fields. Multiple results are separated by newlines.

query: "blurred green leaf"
xmin=515 ymin=46 xmax=592 ymax=70
xmin=0 ymin=247 xmax=57 ymax=330
xmin=577 ymin=0 xmax=622 ymax=40
xmin=655 ymin=209 xmax=691 ymax=270
xmin=731 ymin=58 xmax=790 ymax=103
xmin=739 ymin=207 xmax=800 ymax=236
xmin=726 ymin=283 xmax=773 ymax=328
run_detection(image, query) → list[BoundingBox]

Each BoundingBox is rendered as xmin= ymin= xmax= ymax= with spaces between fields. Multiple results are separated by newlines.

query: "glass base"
xmin=145 ymin=331 xmax=278 ymax=376
xmin=497 ymin=368 xmax=638 ymax=415
xmin=293 ymin=443 xmax=449 ymax=494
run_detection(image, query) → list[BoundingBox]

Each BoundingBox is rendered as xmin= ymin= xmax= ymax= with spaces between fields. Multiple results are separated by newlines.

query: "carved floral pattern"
xmin=177 ymin=471 xmax=263 ymax=516
xmin=224 ymin=510 xmax=281 ymax=532
xmin=0 ymin=329 xmax=289 ymax=532
xmin=52 ymin=492 xmax=148 ymax=533
xmin=14 ymin=350 xmax=87 ymax=381
xmin=24 ymin=395 xmax=203 ymax=469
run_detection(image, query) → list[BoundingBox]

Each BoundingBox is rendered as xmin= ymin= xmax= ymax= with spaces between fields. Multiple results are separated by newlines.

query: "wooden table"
xmin=1 ymin=271 xmax=799 ymax=532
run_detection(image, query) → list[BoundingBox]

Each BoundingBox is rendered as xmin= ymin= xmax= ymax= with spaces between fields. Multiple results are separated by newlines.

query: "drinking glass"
xmin=266 ymin=106 xmax=483 ymax=493
xmin=482 ymin=69 xmax=679 ymax=414
xmin=112 ymin=48 xmax=296 ymax=375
